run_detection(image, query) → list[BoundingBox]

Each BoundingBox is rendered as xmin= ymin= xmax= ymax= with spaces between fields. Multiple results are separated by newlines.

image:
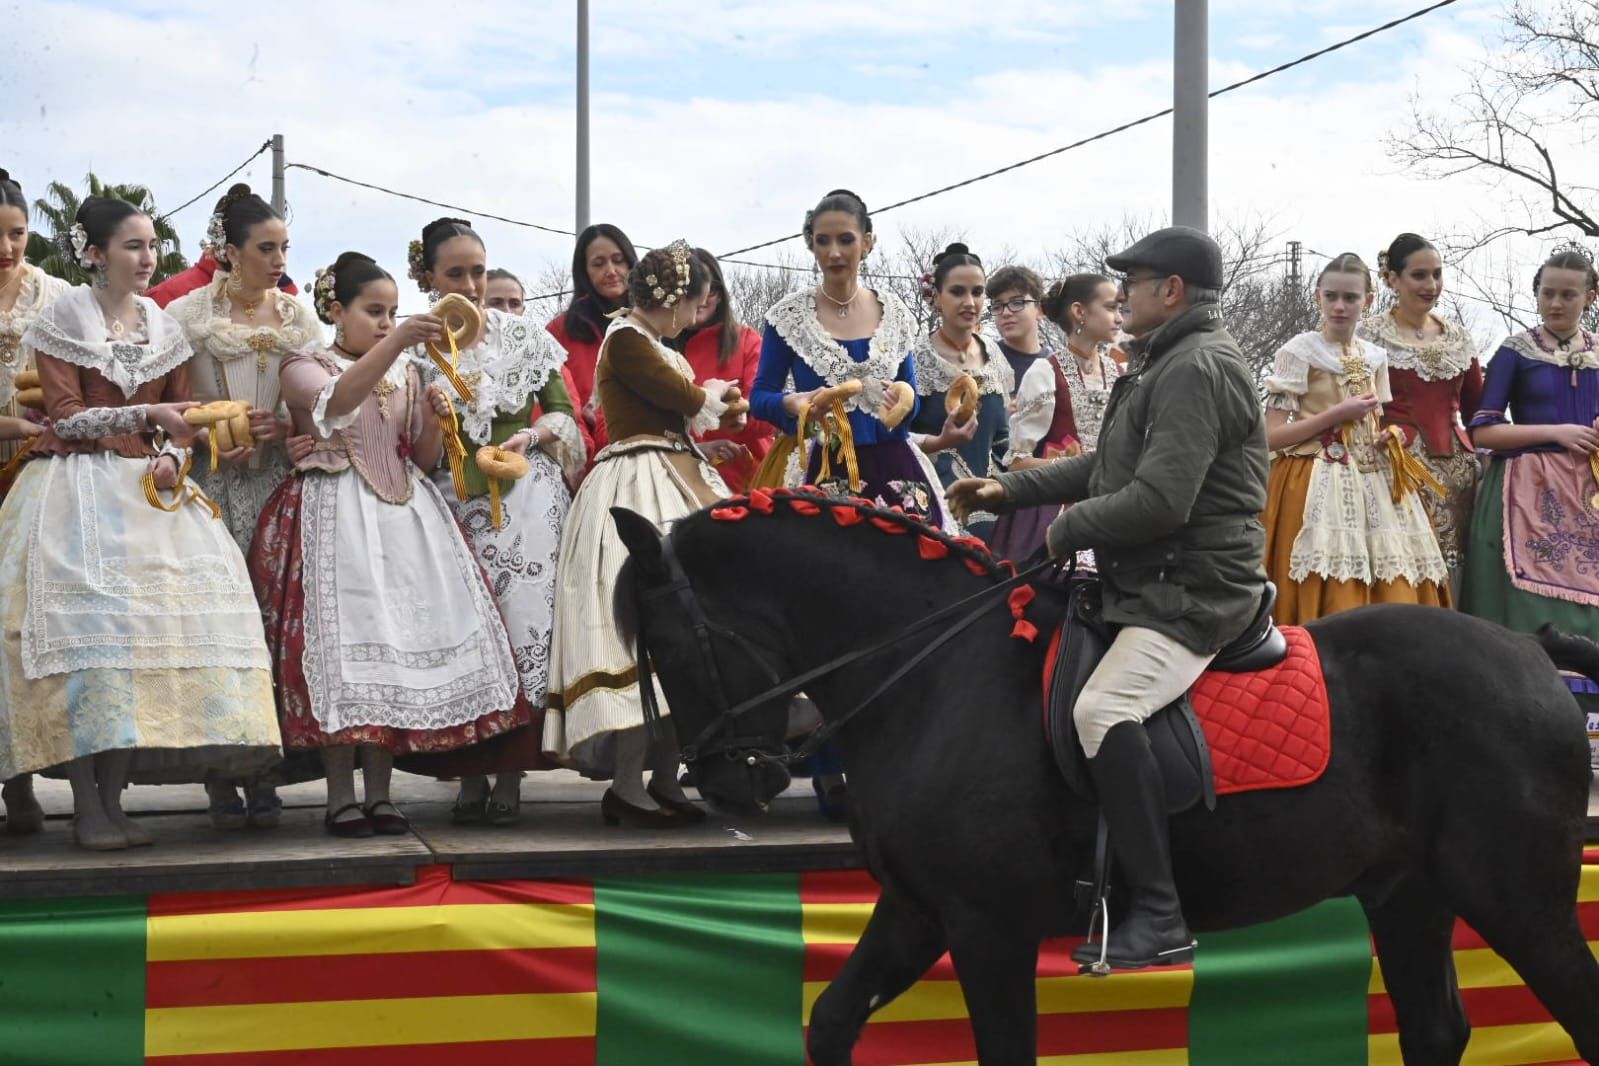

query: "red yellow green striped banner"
xmin=0 ymin=849 xmax=1592 ymax=1064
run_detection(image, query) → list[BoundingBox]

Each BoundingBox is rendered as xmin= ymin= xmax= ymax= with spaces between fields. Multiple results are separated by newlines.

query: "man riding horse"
xmin=949 ymin=225 xmax=1271 ymax=970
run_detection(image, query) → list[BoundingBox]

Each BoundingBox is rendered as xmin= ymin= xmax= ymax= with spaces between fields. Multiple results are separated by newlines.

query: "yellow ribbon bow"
xmin=1381 ymin=425 xmax=1446 ymax=503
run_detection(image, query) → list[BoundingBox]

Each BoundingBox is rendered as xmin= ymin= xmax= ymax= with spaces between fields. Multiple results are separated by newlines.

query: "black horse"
xmin=611 ymin=494 xmax=1599 ymax=1066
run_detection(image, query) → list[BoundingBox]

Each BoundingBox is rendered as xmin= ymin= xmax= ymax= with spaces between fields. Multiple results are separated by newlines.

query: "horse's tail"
xmin=1535 ymin=624 xmax=1599 ymax=693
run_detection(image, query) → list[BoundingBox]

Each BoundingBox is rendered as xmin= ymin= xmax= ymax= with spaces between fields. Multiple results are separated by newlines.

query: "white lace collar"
xmin=1358 ymin=311 xmax=1476 ymax=381
xmin=324 ymin=344 xmax=409 ymax=389
xmin=1281 ymin=331 xmax=1386 ymax=376
xmin=1498 ymin=328 xmax=1599 ymax=371
xmin=168 ymin=274 xmax=322 ymax=362
xmin=911 ymin=333 xmax=1014 ymax=397
xmin=21 ymin=285 xmax=190 ymax=396
xmin=765 ymin=289 xmax=919 ymax=416
xmin=410 ymin=306 xmax=567 ymax=445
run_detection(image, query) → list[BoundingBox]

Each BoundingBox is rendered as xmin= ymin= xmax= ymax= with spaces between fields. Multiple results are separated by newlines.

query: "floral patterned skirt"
xmin=807 ymin=440 xmax=950 ymax=529
xmin=1409 ymin=434 xmax=1481 ymax=587
xmin=248 ymin=473 xmax=540 ymax=763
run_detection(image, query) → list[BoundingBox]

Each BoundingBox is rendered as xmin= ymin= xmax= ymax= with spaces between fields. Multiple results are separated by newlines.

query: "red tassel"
xmin=831 ymin=506 xmax=864 ymax=527
xmin=1011 ymin=619 xmax=1039 ymax=643
xmin=748 ymin=488 xmax=775 ymax=514
xmin=963 ymin=557 xmax=990 ymax=575
xmin=789 ymin=499 xmax=821 ymax=516
xmin=1007 ymin=585 xmax=1037 ymax=615
xmin=711 ymin=506 xmax=749 ymax=522
xmin=918 ymin=535 xmax=949 ymax=560
xmin=870 ymin=517 xmax=908 ymax=534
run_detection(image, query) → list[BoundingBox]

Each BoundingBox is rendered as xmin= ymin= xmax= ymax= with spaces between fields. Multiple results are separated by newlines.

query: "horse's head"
xmin=611 ymin=507 xmax=794 ymax=812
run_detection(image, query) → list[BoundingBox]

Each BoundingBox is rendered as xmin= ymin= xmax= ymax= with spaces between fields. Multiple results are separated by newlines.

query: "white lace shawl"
xmin=0 ymin=266 xmax=70 ymax=405
xmin=765 ymin=289 xmax=919 ymax=415
xmin=911 ymin=333 xmax=1014 ymax=398
xmin=410 ymin=307 xmax=567 ymax=445
xmin=1496 ymin=329 xmax=1599 ymax=371
xmin=20 ymin=286 xmax=191 ymax=397
xmin=1357 ymin=312 xmax=1477 ymax=382
xmin=1265 ymin=332 xmax=1391 ymax=411
xmin=167 ymin=275 xmax=323 ymax=366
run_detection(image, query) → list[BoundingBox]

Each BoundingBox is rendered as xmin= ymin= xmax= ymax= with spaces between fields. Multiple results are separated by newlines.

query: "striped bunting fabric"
xmin=0 ymin=848 xmax=1592 ymax=1064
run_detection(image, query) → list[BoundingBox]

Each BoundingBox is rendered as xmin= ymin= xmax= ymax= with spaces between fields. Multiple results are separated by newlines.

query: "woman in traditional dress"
xmin=546 ymin=240 xmax=745 ymax=827
xmin=908 ymin=243 xmax=1010 ymax=541
xmin=751 ymin=189 xmax=952 ymax=529
xmin=990 ymin=273 xmax=1124 ymax=561
xmin=0 ymin=169 xmax=66 ymax=835
xmin=406 ymin=219 xmax=583 ymax=825
xmin=485 ymin=266 xmax=595 ymax=477
xmin=669 ymin=248 xmax=777 ymax=495
xmin=1460 ymin=248 xmax=1599 ymax=760
xmin=547 ymin=223 xmax=638 ymax=450
xmin=250 ymin=251 xmax=526 ymax=836
xmin=1358 ymin=233 xmax=1484 ymax=590
xmin=165 ymin=183 xmax=322 ymax=829
xmin=1262 ymin=253 xmax=1450 ymax=623
xmin=0 ymin=197 xmax=280 ymax=850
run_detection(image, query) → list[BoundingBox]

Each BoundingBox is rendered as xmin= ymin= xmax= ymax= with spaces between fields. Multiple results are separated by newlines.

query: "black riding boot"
xmin=1071 ymin=721 xmax=1196 ymax=969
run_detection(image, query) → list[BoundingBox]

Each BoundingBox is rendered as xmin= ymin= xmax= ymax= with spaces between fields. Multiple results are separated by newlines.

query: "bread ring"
xmin=719 ymin=385 xmax=751 ymax=419
xmin=13 ymin=369 xmax=39 ymax=391
xmin=808 ymin=379 xmax=864 ymax=412
xmin=945 ymin=374 xmax=980 ymax=426
xmin=430 ymin=293 xmax=481 ymax=348
xmin=878 ymin=381 xmax=916 ymax=429
xmin=15 ymin=388 xmax=44 ymax=411
xmin=476 ymin=445 xmax=530 ymax=481
xmin=184 ymin=400 xmax=252 ymax=454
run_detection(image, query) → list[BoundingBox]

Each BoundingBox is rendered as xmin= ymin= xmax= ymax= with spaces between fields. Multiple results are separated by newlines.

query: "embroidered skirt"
xmin=247 ymin=471 xmax=529 ymax=757
xmin=1408 ymin=433 xmax=1480 ymax=589
xmin=0 ymin=455 xmax=280 ymax=780
xmin=544 ymin=437 xmax=728 ymax=777
xmin=1263 ymin=455 xmax=1450 ymax=624
xmin=806 ymin=440 xmax=954 ymax=532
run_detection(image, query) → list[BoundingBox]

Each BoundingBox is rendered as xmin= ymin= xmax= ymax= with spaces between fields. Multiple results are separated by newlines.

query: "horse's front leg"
xmin=808 ymin=889 xmax=947 ymax=1066
xmin=946 ymin=910 xmax=1041 ymax=1066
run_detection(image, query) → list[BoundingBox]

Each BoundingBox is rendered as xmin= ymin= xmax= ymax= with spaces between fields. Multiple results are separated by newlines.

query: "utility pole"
xmin=1287 ymin=240 xmax=1304 ymax=290
xmin=575 ymin=0 xmax=591 ymax=234
xmin=1172 ymin=0 xmax=1209 ymax=232
xmin=270 ymin=133 xmax=285 ymax=216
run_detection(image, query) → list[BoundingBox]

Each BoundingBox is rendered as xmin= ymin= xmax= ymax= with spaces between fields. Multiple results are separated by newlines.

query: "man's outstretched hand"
xmin=946 ymin=478 xmax=1005 ymax=524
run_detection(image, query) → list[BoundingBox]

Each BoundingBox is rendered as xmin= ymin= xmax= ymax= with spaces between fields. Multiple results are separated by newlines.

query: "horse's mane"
xmin=614 ymin=486 xmax=1045 ymax=644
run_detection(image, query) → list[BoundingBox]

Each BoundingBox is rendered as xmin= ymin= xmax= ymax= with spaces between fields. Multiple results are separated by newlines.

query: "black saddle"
xmin=1046 ymin=579 xmax=1287 ymax=815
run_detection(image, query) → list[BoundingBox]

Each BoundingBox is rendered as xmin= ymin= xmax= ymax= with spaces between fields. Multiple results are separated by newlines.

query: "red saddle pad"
xmin=1192 ymin=625 xmax=1331 ymax=796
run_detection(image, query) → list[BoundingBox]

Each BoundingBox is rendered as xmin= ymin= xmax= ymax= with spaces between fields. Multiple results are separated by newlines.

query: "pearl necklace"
xmin=817 ymin=283 xmax=859 ymax=320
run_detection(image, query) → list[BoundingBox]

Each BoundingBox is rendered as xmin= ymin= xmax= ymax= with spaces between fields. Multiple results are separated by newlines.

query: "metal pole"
xmin=270 ymin=133 xmax=285 ymax=216
xmin=575 ymin=0 xmax=591 ymax=234
xmin=1172 ymin=0 xmax=1208 ymax=232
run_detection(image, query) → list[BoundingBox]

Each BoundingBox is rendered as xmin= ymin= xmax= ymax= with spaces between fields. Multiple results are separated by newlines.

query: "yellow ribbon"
xmin=140 ymin=451 xmax=222 ymax=519
xmin=0 ymin=444 xmax=32 ymax=487
xmin=1588 ymin=453 xmax=1599 ymax=511
xmin=812 ymin=400 xmax=862 ymax=493
xmin=425 ymin=325 xmax=476 ymax=404
xmin=489 ymin=477 xmax=505 ymax=528
xmin=1382 ymin=426 xmax=1446 ymax=503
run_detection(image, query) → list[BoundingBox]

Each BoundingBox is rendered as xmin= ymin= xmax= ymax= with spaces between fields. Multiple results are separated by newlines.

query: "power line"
xmin=161 ymin=140 xmax=272 ymax=219
xmin=285 ymin=163 xmax=577 ymax=238
xmin=717 ymin=0 xmax=1462 ymax=259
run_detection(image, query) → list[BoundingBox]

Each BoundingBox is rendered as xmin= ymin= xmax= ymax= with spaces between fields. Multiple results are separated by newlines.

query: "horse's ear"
xmin=611 ymin=507 xmax=665 ymax=576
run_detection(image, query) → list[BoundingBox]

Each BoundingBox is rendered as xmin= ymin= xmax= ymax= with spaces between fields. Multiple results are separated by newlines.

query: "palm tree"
xmin=25 ymin=172 xmax=189 ymax=286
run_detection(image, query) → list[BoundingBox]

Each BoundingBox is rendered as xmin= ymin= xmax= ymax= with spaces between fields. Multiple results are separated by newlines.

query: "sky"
xmin=2 ymin=0 xmax=1589 ymax=335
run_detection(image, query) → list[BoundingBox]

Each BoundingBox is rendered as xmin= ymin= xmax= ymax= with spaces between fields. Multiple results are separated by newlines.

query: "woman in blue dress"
xmin=751 ymin=189 xmax=955 ymax=531
xmin=908 ymin=243 xmax=1010 ymax=541
xmin=1460 ymin=248 xmax=1599 ymax=768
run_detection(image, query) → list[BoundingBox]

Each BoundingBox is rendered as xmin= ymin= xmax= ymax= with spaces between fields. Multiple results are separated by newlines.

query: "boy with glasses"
xmin=986 ymin=265 xmax=1052 ymax=393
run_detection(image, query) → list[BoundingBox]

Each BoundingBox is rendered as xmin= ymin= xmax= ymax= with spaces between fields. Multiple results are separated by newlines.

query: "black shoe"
xmin=1070 ymin=722 xmax=1196 ymax=970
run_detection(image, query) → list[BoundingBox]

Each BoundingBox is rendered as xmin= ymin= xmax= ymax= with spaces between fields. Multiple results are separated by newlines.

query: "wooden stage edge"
xmin=0 ymin=774 xmax=1595 ymax=901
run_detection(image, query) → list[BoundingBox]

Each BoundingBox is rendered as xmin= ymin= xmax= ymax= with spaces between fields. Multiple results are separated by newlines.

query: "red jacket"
xmin=679 ymin=323 xmax=777 ymax=494
xmin=547 ymin=307 xmax=609 ymax=449
xmin=143 ymin=252 xmax=301 ymax=309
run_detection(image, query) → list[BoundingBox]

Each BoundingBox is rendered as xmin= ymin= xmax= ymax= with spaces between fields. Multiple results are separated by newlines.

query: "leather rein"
xmin=633 ymin=534 xmax=1066 ymax=767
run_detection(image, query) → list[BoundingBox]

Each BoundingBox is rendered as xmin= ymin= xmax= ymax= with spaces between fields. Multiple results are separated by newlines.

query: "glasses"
xmin=1118 ymin=273 xmax=1160 ymax=294
xmin=991 ymin=297 xmax=1037 ymax=315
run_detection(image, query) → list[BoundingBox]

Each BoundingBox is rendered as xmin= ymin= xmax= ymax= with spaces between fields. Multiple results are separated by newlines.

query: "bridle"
xmin=633 ymin=533 xmax=1065 ymax=768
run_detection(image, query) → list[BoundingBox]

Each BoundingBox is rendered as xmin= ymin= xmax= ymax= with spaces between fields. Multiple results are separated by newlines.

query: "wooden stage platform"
xmin=1 ymin=773 xmax=1595 ymax=901
xmin=0 ymin=771 xmax=859 ymax=900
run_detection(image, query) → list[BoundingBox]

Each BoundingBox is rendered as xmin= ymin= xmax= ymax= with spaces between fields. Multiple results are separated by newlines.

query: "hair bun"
xmin=935 ymin=242 xmax=971 ymax=264
xmin=824 ymin=188 xmax=865 ymax=211
xmin=227 ymin=182 xmax=251 ymax=197
xmin=332 ymin=250 xmax=375 ymax=271
xmin=0 ymin=168 xmax=11 ymax=182
xmin=423 ymin=216 xmax=474 ymax=239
